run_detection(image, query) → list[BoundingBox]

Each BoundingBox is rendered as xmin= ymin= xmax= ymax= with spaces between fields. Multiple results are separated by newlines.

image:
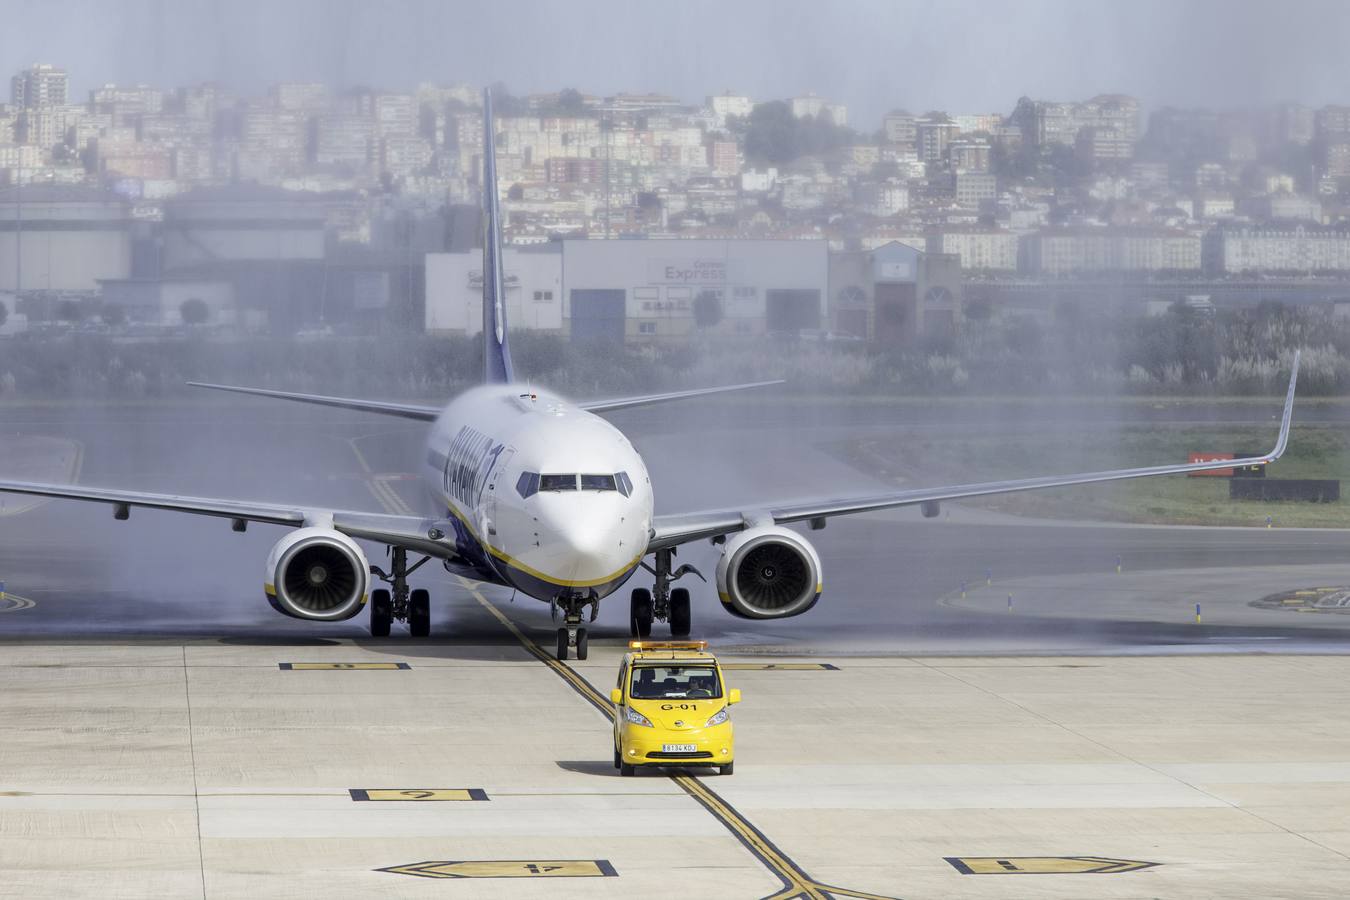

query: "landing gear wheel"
xmin=670 ymin=588 xmax=691 ymax=638
xmin=409 ymin=588 xmax=431 ymax=637
xmin=556 ymin=627 xmax=569 ymax=661
xmin=620 ymin=762 xmax=635 ymax=777
xmin=370 ymin=589 xmax=392 ymax=638
xmin=630 ymin=588 xmax=653 ymax=638
xmin=576 ymin=627 xmax=589 ymax=660
xmin=719 ymin=762 xmax=734 ymax=776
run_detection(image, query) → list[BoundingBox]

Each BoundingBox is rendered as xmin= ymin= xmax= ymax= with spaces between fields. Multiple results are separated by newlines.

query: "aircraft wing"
xmin=187 ymin=379 xmax=786 ymax=419
xmin=579 ymin=380 xmax=785 ymax=413
xmin=0 ymin=477 xmax=457 ymax=558
xmin=649 ymin=353 xmax=1300 ymax=552
xmin=188 ymin=382 xmax=441 ymax=421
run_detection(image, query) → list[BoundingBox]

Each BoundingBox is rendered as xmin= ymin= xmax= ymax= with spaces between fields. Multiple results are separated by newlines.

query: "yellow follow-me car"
xmin=611 ymin=641 xmax=740 ymax=776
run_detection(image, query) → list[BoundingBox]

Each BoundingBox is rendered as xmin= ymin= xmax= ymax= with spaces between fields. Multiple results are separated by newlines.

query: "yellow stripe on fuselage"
xmin=441 ymin=495 xmax=643 ymax=590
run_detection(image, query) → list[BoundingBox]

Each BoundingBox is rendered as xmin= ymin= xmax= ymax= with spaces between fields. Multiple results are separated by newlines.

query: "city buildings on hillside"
xmin=4 ymin=63 xmax=1350 ymax=338
xmin=1204 ymin=223 xmax=1350 ymax=274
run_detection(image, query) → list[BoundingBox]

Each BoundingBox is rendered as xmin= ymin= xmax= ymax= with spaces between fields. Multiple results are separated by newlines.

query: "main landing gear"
xmin=369 ymin=546 xmax=433 ymax=637
xmin=552 ymin=595 xmax=598 ymax=661
xmin=631 ymin=548 xmax=704 ymax=639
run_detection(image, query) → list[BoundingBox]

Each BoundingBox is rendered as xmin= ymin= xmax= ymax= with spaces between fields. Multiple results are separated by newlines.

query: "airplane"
xmin=0 ymin=90 xmax=1302 ymax=661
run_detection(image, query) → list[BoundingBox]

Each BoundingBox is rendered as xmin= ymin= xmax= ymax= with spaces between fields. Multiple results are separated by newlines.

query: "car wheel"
xmin=614 ymin=748 xmax=621 ymax=770
xmin=719 ymin=762 xmax=734 ymax=776
xmin=620 ymin=763 xmax=635 ymax=777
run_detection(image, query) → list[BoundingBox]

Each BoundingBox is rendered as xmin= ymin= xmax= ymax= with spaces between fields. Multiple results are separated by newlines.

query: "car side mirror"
xmin=609 ymin=688 xmax=623 ymax=705
xmin=728 ymin=688 xmax=742 ymax=705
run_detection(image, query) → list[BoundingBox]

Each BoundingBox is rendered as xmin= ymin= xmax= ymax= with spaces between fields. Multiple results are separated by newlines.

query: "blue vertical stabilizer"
xmin=481 ymin=89 xmax=515 ymax=385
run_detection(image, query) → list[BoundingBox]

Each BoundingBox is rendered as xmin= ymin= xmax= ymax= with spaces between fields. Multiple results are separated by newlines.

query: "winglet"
xmin=1268 ymin=349 xmax=1300 ymax=460
xmin=481 ymin=88 xmax=515 ymax=385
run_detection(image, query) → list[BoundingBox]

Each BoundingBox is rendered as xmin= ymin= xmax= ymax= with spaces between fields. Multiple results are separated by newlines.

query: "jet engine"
xmin=715 ymin=525 xmax=822 ymax=620
xmin=264 ymin=527 xmax=370 ymax=621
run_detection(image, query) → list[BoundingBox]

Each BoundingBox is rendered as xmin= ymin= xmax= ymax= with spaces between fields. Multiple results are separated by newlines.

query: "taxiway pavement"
xmin=3 ymin=398 xmax=1350 ymax=898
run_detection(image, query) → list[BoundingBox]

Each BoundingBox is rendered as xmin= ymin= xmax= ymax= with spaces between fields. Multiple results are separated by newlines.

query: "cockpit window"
xmin=524 ymin=473 xmax=630 ymax=496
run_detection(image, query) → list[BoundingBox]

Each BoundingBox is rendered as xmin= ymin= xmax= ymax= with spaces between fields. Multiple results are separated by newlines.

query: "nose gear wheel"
xmin=368 ymin=547 xmax=433 ymax=637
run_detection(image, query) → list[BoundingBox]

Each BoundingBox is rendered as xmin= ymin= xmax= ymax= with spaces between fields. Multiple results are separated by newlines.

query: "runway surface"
xmin=2 ymin=397 xmax=1350 ymax=652
xmin=3 ymin=396 xmax=1350 ymax=898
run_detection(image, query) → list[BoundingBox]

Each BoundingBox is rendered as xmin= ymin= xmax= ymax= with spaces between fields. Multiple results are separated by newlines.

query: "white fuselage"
xmin=421 ymin=385 xmax=652 ymax=603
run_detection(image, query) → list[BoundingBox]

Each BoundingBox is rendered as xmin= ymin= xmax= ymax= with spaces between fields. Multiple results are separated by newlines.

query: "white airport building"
xmin=426 ymin=239 xmax=829 ymax=342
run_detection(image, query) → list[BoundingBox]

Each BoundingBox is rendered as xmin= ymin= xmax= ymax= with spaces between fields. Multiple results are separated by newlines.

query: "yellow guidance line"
xmin=458 ymin=577 xmax=897 ymax=900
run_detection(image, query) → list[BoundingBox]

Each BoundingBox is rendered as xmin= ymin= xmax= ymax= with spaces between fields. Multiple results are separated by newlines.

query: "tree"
xmin=743 ymin=101 xmax=861 ymax=165
xmin=743 ymin=101 xmax=799 ymax=164
xmin=100 ymin=302 xmax=126 ymax=327
xmin=180 ymin=298 xmax=209 ymax=325
xmin=693 ymin=291 xmax=724 ymax=329
xmin=555 ymin=88 xmax=589 ymax=117
xmin=487 ymin=82 xmax=528 ymax=116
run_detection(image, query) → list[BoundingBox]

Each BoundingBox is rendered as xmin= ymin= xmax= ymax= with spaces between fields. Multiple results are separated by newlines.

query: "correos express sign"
xmin=649 ymin=259 xmax=728 ymax=284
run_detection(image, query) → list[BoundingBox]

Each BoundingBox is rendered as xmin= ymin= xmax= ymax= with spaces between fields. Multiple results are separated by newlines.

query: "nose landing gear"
xmin=632 ymin=548 xmax=704 ymax=639
xmin=369 ymin=547 xmax=433 ymax=637
xmin=552 ymin=594 xmax=598 ymax=660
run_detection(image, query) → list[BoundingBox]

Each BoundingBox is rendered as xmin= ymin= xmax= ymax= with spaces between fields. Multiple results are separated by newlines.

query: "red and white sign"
xmin=1188 ymin=452 xmax=1234 ymax=477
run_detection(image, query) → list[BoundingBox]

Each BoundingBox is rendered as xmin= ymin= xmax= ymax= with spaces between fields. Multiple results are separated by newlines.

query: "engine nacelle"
xmin=264 ymin=527 xmax=370 ymax=621
xmin=715 ymin=525 xmax=823 ymax=620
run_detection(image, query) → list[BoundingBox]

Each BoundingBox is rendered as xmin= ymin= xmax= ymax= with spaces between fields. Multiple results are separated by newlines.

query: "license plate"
xmin=663 ymin=743 xmax=697 ymax=753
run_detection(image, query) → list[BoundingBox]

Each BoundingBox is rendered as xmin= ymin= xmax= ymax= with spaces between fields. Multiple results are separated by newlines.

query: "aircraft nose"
xmin=560 ymin=516 xmax=642 ymax=582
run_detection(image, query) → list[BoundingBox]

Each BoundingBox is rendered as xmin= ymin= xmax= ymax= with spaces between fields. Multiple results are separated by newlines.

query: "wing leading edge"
xmin=0 ymin=477 xmax=458 ymax=560
xmin=187 ymin=382 xmax=441 ymax=421
xmin=579 ymin=379 xmax=785 ymax=414
xmin=649 ymin=351 xmax=1301 ymax=551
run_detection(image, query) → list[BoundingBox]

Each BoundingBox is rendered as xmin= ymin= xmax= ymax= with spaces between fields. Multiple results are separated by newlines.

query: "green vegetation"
xmin=732 ymin=101 xmax=860 ymax=165
xmin=179 ymin=298 xmax=210 ymax=325
xmin=839 ymin=424 xmax=1350 ymax=528
xmin=0 ymin=332 xmax=701 ymax=401
xmin=0 ymin=301 xmax=1342 ymax=404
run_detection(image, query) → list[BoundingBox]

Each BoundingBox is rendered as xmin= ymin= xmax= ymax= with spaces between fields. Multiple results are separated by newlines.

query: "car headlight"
xmin=705 ymin=706 xmax=730 ymax=727
xmin=624 ymin=707 xmax=653 ymax=727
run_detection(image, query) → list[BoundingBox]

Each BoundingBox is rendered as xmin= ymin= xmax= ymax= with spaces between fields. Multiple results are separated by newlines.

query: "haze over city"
xmin=8 ymin=6 xmax=1350 ymax=900
xmin=7 ymin=0 xmax=1350 ymax=125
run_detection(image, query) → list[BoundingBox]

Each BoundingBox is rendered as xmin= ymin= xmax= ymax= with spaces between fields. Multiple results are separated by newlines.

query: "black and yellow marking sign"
xmin=946 ymin=857 xmax=1159 ymax=875
xmin=1252 ymin=586 xmax=1350 ymax=614
xmin=350 ymin=788 xmax=487 ymax=802
xmin=278 ymin=662 xmax=410 ymax=670
xmin=379 ymin=859 xmax=616 ymax=879
xmin=722 ymin=663 xmax=839 ymax=671
xmin=459 ymin=577 xmax=897 ymax=900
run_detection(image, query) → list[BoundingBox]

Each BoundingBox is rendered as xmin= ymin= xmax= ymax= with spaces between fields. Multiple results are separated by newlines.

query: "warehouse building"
xmin=829 ymin=241 xmax=963 ymax=343
xmin=0 ymin=185 xmax=133 ymax=293
xmin=426 ymin=238 xmax=830 ymax=342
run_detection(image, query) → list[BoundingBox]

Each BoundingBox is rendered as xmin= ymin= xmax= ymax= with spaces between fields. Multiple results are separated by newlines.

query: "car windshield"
xmin=630 ymin=665 xmax=721 ymax=699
